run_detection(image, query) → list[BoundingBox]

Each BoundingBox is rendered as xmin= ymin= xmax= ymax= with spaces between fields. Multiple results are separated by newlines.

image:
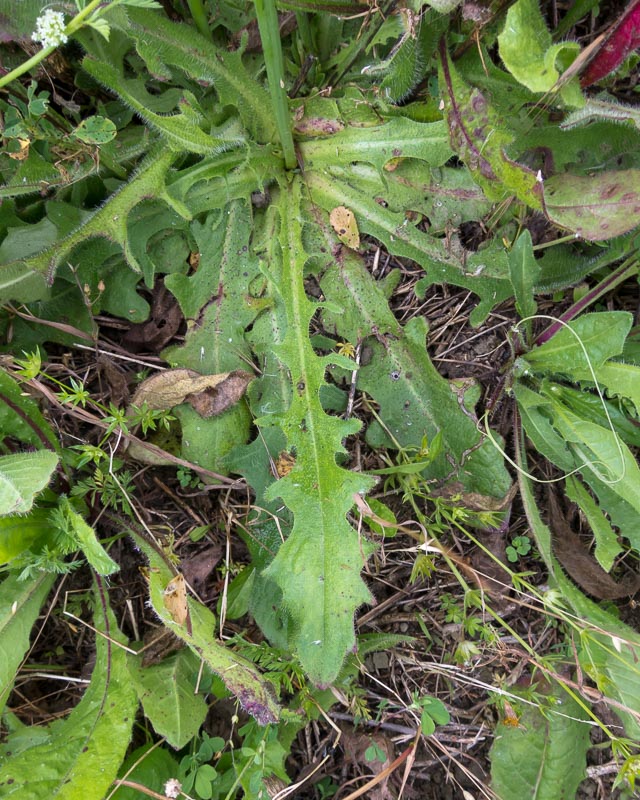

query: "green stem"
xmin=253 ymin=0 xmax=296 ymax=170
xmin=185 ymin=0 xmax=211 ymax=39
xmin=0 ymin=45 xmax=56 ymax=90
xmin=0 ymin=0 xmax=113 ymax=90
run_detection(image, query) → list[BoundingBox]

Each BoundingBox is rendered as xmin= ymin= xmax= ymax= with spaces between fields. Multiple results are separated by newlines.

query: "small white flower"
xmin=32 ymin=10 xmax=68 ymax=49
xmin=164 ymin=778 xmax=181 ymax=799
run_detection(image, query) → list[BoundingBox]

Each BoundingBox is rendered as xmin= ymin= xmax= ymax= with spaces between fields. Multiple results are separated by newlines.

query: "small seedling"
xmin=506 ymin=535 xmax=532 ymax=562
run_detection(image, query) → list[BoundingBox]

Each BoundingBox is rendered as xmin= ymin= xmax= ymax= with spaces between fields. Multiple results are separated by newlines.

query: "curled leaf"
xmin=131 ymin=368 xmax=253 ymax=418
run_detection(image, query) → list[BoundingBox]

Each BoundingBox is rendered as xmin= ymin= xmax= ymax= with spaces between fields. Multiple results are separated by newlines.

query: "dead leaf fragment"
xmin=163 ymin=573 xmax=189 ymax=625
xmin=330 ymin=206 xmax=360 ymax=249
xmin=131 ymin=368 xmax=253 ymax=418
xmin=548 ymin=492 xmax=640 ymax=599
xmin=8 ymin=138 xmax=30 ymax=160
xmin=122 ymin=282 xmax=183 ymax=353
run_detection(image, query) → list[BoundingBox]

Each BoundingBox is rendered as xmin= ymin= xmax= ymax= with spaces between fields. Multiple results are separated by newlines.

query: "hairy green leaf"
xmin=498 ymin=0 xmax=582 ymax=106
xmin=127 ymin=649 xmax=208 ymax=749
xmin=0 ymin=451 xmax=58 ymax=516
xmin=321 ymin=250 xmax=510 ymax=496
xmin=490 ymin=678 xmax=590 ymax=799
xmin=0 ymin=572 xmax=55 ymax=715
xmin=0 ymin=591 xmax=138 ymax=799
xmin=82 ymin=57 xmax=245 ymax=155
xmin=258 ymin=181 xmax=375 ymax=685
xmin=121 ymin=9 xmax=275 ymax=143
xmin=0 ymin=149 xmax=178 ymax=298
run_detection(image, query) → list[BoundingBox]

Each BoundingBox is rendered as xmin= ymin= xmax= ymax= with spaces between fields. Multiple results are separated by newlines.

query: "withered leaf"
xmin=122 ymin=282 xmax=183 ymax=353
xmin=329 ymin=205 xmax=360 ymax=249
xmin=131 ymin=368 xmax=253 ymax=418
xmin=163 ymin=573 xmax=189 ymax=625
xmin=548 ymin=492 xmax=640 ymax=599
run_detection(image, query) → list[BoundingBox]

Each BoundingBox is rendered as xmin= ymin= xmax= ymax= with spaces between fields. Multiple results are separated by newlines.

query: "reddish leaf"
xmin=581 ymin=0 xmax=640 ymax=87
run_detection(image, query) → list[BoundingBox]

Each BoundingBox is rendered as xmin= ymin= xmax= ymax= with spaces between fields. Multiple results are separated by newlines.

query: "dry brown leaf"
xmin=548 ymin=491 xmax=640 ymax=599
xmin=163 ymin=573 xmax=189 ymax=625
xmin=131 ymin=368 xmax=253 ymax=417
xmin=330 ymin=206 xmax=360 ymax=249
xmin=122 ymin=282 xmax=183 ymax=353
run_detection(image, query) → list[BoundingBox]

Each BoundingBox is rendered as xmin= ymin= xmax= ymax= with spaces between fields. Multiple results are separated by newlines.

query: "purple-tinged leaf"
xmin=544 ymin=169 xmax=640 ymax=240
xmin=581 ymin=0 xmax=640 ymax=87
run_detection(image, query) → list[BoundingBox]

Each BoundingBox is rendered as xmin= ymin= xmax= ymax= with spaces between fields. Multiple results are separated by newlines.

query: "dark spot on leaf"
xmin=297 ymin=380 xmax=305 ymax=394
xmin=390 ymin=370 xmax=401 ymax=381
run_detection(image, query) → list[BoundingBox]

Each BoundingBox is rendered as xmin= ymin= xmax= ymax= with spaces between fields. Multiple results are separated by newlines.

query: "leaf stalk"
xmin=253 ymin=0 xmax=297 ymax=169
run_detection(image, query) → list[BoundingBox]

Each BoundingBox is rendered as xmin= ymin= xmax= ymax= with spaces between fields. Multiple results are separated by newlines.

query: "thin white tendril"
xmin=481 ymin=314 xmax=626 ymax=486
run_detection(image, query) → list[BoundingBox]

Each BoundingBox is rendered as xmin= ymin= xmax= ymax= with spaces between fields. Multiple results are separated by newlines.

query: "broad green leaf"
xmin=0 ymin=451 xmax=58 ymax=516
xmin=0 ymin=572 xmax=55 ymax=714
xmin=0 ymin=509 xmax=51 ymax=564
xmin=544 ymin=169 xmax=640 ymax=241
xmin=508 ymin=229 xmax=539 ymax=321
xmin=0 ymin=592 xmax=138 ymax=799
xmin=574 ymin=360 xmax=640 ymax=417
xmin=259 ymin=181 xmax=375 ymax=685
xmin=299 ymin=117 xmax=452 ymax=173
xmin=547 ymin=401 xmax=640 ymax=546
xmin=490 ymin=678 xmax=590 ymax=799
xmin=127 ymin=649 xmax=208 ymax=749
xmin=514 ymin=383 xmax=574 ymax=471
xmin=498 ymin=0 xmax=582 ymax=106
xmin=139 ymin=543 xmax=280 ymax=725
xmin=305 ymin=166 xmax=512 ymax=325
xmin=163 ymin=202 xmax=263 ymax=474
xmin=321 ymin=250 xmax=511 ymax=497
xmin=523 ymin=311 xmax=632 ymax=375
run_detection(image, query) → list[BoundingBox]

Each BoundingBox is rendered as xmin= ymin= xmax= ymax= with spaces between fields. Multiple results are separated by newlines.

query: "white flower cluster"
xmin=32 ymin=9 xmax=68 ymax=48
xmin=164 ymin=778 xmax=182 ymax=799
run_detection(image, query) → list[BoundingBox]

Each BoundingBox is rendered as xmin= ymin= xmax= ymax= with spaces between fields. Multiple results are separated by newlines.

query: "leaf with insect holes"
xmin=70 ymin=115 xmax=117 ymax=145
